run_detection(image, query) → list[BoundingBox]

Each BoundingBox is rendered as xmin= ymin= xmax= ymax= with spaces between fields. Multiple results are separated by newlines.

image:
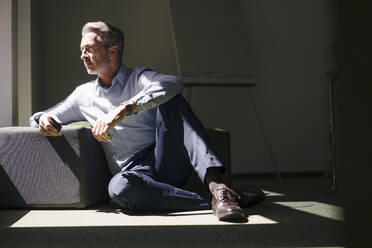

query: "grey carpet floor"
xmin=0 ymin=176 xmax=345 ymax=248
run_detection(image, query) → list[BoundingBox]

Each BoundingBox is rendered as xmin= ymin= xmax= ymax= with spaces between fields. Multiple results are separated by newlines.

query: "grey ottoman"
xmin=0 ymin=126 xmax=111 ymax=208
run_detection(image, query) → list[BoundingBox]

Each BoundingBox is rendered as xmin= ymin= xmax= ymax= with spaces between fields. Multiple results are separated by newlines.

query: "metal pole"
xmin=322 ymin=71 xmax=337 ymax=192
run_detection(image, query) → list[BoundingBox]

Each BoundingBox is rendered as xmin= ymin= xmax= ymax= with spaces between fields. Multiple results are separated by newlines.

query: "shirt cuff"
xmin=29 ymin=112 xmax=44 ymax=127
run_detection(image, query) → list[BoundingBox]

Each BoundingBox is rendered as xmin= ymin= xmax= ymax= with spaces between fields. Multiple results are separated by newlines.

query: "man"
xmin=30 ymin=21 xmax=245 ymax=221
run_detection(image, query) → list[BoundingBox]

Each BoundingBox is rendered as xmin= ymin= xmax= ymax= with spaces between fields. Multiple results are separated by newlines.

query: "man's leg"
xmin=108 ymin=144 xmax=210 ymax=212
xmin=155 ymin=95 xmax=224 ymax=184
xmin=155 ymin=95 xmax=245 ymax=221
xmin=108 ymin=170 xmax=210 ymax=212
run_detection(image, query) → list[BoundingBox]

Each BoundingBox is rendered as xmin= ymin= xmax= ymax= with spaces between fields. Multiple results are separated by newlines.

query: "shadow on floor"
xmin=0 ymin=176 xmax=346 ymax=248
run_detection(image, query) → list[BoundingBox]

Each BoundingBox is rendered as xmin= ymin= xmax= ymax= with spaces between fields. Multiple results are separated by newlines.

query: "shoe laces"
xmin=217 ymin=188 xmax=241 ymax=202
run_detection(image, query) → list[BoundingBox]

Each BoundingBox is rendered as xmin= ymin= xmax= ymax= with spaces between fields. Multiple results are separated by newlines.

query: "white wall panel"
xmin=0 ymin=0 xmax=13 ymax=127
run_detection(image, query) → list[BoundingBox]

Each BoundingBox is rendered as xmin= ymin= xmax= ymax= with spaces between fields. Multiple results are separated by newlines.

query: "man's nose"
xmin=81 ymin=50 xmax=88 ymax=60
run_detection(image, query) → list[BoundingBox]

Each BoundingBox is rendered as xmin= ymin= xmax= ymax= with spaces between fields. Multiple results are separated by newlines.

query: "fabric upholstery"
xmin=0 ymin=126 xmax=111 ymax=208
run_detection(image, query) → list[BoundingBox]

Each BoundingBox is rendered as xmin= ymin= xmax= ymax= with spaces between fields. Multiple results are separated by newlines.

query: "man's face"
xmin=80 ymin=33 xmax=110 ymax=75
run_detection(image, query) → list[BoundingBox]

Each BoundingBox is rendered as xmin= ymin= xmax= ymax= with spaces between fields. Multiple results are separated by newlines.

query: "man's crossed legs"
xmin=108 ymin=95 xmax=245 ymax=221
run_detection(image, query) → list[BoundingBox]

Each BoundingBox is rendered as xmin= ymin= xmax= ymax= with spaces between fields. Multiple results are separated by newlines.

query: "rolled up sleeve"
xmin=130 ymin=70 xmax=182 ymax=113
xmin=29 ymin=86 xmax=85 ymax=127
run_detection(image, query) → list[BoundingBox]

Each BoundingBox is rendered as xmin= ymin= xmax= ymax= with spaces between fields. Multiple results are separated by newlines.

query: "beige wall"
xmin=238 ymin=0 xmax=336 ymax=173
xmin=187 ymin=0 xmax=337 ymax=173
xmin=30 ymin=0 xmax=337 ymax=174
xmin=169 ymin=0 xmax=253 ymax=78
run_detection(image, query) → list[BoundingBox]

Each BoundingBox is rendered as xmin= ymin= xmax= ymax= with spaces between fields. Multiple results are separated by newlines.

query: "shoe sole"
xmin=217 ymin=211 xmax=246 ymax=222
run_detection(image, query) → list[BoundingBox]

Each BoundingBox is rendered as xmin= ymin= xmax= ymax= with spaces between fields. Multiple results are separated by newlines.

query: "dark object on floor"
xmin=235 ymin=185 xmax=266 ymax=208
xmin=212 ymin=186 xmax=246 ymax=221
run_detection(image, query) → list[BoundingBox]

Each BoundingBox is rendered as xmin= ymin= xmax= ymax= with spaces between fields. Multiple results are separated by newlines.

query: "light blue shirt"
xmin=30 ymin=64 xmax=182 ymax=175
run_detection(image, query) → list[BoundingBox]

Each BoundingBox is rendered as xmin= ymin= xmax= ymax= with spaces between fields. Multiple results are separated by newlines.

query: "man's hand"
xmin=39 ymin=114 xmax=63 ymax=137
xmin=92 ymin=105 xmax=125 ymax=142
xmin=92 ymin=102 xmax=138 ymax=142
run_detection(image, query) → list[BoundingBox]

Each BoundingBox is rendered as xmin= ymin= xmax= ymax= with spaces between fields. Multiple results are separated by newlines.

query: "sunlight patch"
xmin=274 ymin=201 xmax=344 ymax=221
xmin=6 ymin=210 xmax=277 ymax=228
xmin=262 ymin=190 xmax=285 ymax=196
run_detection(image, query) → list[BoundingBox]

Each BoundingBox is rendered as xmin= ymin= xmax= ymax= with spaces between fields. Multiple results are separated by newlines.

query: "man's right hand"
xmin=38 ymin=114 xmax=63 ymax=137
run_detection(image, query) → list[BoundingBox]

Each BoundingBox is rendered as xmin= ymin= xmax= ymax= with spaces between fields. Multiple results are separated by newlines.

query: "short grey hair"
xmin=82 ymin=21 xmax=125 ymax=61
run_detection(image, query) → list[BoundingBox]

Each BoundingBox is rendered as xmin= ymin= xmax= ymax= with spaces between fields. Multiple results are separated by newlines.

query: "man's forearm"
xmin=110 ymin=101 xmax=138 ymax=127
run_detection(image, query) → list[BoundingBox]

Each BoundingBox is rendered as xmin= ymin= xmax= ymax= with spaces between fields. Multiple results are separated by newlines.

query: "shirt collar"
xmin=96 ymin=64 xmax=129 ymax=90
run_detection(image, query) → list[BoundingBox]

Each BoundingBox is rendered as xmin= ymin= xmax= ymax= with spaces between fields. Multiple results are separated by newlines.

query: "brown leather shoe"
xmin=235 ymin=185 xmax=266 ymax=208
xmin=212 ymin=186 xmax=246 ymax=221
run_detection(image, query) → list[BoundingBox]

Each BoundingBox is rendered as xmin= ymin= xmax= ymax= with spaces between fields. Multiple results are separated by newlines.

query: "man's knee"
xmin=108 ymin=172 xmax=133 ymax=209
xmin=159 ymin=95 xmax=187 ymax=112
xmin=108 ymin=172 xmax=146 ymax=210
xmin=157 ymin=95 xmax=192 ymax=126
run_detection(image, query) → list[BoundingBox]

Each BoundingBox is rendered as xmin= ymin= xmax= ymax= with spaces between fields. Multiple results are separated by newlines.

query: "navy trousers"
xmin=108 ymin=95 xmax=224 ymax=212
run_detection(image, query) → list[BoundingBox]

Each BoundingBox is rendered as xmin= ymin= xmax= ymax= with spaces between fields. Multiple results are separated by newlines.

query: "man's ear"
xmin=108 ymin=45 xmax=119 ymax=58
